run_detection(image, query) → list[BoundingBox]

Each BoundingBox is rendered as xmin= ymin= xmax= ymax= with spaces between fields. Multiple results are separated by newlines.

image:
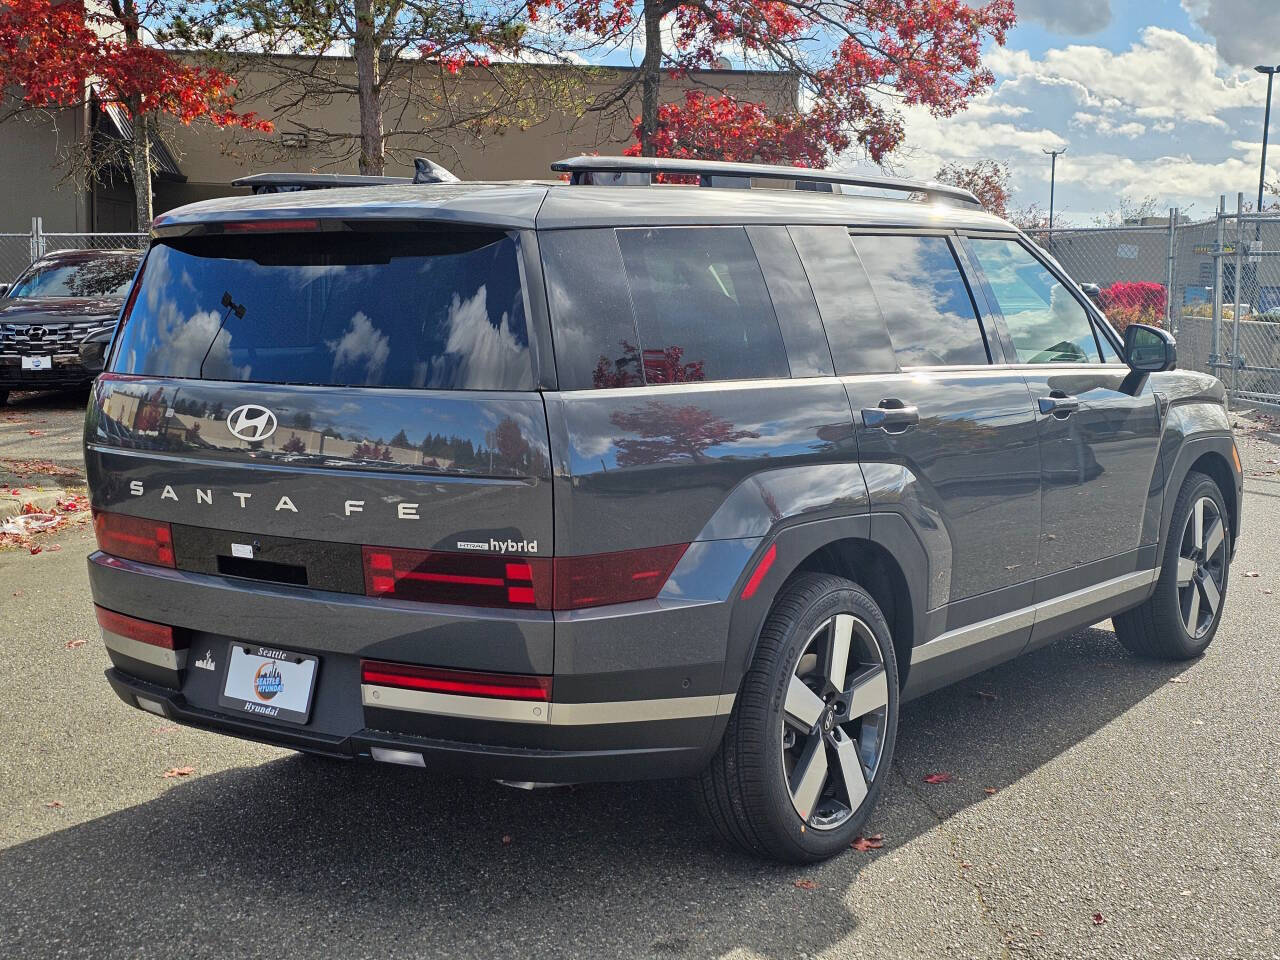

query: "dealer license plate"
xmin=219 ymin=644 xmax=318 ymax=724
xmin=21 ymin=356 xmax=51 ymax=370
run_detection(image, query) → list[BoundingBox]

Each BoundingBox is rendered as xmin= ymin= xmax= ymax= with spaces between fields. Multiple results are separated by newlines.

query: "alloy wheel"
xmin=1176 ymin=496 xmax=1227 ymax=640
xmin=781 ymin=613 xmax=890 ymax=830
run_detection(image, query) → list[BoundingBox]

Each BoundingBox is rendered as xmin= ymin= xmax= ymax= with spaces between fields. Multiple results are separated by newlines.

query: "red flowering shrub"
xmin=1099 ymin=282 xmax=1165 ymax=333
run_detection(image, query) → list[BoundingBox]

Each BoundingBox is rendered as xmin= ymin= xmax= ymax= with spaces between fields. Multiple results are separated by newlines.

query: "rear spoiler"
xmin=232 ymin=158 xmax=459 ymax=194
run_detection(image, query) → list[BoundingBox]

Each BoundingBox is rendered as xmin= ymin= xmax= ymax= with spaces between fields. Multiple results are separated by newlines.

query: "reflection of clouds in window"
xmin=327 ymin=311 xmax=390 ymax=384
xmin=855 ymin=237 xmax=985 ymax=366
xmin=138 ymin=250 xmax=251 ymax=379
xmin=414 ymin=286 xmax=529 ymax=390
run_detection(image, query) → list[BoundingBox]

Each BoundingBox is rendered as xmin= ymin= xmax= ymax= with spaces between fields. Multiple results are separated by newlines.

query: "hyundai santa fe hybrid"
xmin=84 ymin=157 xmax=1242 ymax=862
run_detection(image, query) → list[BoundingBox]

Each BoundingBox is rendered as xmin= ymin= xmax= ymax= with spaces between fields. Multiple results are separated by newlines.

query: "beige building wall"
xmin=0 ymin=102 xmax=92 ymax=232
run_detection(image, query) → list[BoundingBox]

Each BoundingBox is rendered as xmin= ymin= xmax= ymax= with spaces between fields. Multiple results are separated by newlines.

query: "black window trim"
xmin=846 ymin=227 xmax=1000 ymax=370
xmin=958 ymin=230 xmax=1128 ymax=367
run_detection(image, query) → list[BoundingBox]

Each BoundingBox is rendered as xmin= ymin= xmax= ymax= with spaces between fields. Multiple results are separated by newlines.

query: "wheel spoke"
xmin=1176 ymin=557 xmax=1196 ymax=587
xmin=833 ymin=729 xmax=868 ymax=813
xmin=845 ymin=665 xmax=889 ymax=721
xmin=1198 ymin=574 xmax=1221 ymax=617
xmin=785 ymin=674 xmax=825 ymax=731
xmin=789 ymin=733 xmax=829 ymax=821
xmin=1183 ymin=582 xmax=1201 ymax=635
xmin=1193 ymin=499 xmax=1205 ymax=550
xmin=1203 ymin=517 xmax=1225 ymax=560
xmin=826 ymin=614 xmax=854 ymax=694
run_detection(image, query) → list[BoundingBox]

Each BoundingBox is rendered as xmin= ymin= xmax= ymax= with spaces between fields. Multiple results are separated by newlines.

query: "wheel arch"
xmin=719 ymin=512 xmax=928 ymax=703
xmin=1157 ymin=433 xmax=1241 ymax=557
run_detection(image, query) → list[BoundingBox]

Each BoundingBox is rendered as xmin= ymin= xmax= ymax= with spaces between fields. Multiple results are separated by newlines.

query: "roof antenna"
xmin=413 ymin=158 xmax=460 ymax=184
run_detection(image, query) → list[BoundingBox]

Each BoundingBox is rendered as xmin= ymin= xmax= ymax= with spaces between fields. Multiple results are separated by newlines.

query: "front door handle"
xmin=862 ymin=400 xmax=920 ymax=434
xmin=1038 ymin=392 xmax=1080 ymax=418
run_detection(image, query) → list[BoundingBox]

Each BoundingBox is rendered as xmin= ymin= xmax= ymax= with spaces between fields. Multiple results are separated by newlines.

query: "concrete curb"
xmin=0 ymin=486 xmax=63 ymax=524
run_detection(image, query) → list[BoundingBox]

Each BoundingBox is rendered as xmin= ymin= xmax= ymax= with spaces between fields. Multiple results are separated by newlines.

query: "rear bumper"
xmin=105 ymin=668 xmax=711 ymax=781
xmin=89 ymin=549 xmax=742 ymax=782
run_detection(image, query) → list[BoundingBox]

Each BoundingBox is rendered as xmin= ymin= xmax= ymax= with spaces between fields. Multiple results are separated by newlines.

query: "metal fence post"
xmin=1212 ymin=196 xmax=1225 ymax=381
xmin=1165 ymin=207 xmax=1177 ymax=332
xmin=1231 ymin=193 xmax=1245 ymax=399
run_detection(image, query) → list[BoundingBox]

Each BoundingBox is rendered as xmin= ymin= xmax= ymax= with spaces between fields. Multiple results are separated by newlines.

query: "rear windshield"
xmin=110 ymin=230 xmax=533 ymax=391
xmin=9 ymin=255 xmax=140 ymax=299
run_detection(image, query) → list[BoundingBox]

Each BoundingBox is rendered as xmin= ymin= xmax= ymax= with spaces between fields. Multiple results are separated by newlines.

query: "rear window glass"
xmin=850 ymin=235 xmax=989 ymax=367
xmin=110 ymin=230 xmax=533 ymax=390
xmin=614 ymin=227 xmax=789 ymax=384
xmin=9 ymin=255 xmax=139 ymax=299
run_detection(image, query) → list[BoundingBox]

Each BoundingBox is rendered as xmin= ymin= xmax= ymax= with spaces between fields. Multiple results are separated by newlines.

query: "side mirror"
xmin=1124 ymin=323 xmax=1176 ymax=373
xmin=78 ymin=326 xmax=116 ymax=374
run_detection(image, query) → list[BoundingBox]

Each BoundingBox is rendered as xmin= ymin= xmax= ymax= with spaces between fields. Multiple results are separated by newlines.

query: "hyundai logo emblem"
xmin=26 ymin=326 xmax=46 ymax=340
xmin=226 ymin=404 xmax=278 ymax=443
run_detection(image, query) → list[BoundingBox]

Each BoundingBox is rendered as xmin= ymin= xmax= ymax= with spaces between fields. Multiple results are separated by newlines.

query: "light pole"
xmin=1044 ymin=146 xmax=1066 ymax=242
xmin=1254 ymin=65 xmax=1278 ymax=241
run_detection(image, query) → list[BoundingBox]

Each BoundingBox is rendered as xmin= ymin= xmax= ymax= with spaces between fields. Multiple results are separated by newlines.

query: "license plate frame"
xmin=219 ymin=644 xmax=319 ymax=725
xmin=20 ymin=355 xmax=51 ymax=371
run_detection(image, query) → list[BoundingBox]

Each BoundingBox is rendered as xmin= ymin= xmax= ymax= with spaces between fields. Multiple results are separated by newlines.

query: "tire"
xmin=697 ymin=573 xmax=900 ymax=862
xmin=1114 ymin=470 xmax=1231 ymax=660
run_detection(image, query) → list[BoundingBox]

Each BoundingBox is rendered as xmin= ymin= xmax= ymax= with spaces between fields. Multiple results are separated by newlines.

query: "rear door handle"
xmin=861 ymin=401 xmax=920 ymax=434
xmin=1038 ymin=392 xmax=1080 ymax=417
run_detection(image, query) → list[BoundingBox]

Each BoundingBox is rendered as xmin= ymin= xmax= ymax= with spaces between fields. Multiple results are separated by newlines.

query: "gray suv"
xmin=84 ymin=157 xmax=1242 ymax=862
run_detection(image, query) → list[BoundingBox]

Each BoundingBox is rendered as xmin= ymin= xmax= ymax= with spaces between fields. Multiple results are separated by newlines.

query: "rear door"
xmin=87 ymin=223 xmax=555 ymax=662
xmin=794 ymin=226 xmax=1042 ymax=686
xmin=960 ymin=234 xmax=1163 ymax=632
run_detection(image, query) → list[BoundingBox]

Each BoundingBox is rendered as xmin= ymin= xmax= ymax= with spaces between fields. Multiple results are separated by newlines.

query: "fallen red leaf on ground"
xmin=25 ymin=430 xmax=44 ymax=437
xmin=1092 ymin=913 xmax=1106 ymax=925
xmin=44 ymin=800 xmax=63 ymax=809
xmin=984 ymin=787 xmax=998 ymax=795
xmin=851 ymin=834 xmax=884 ymax=851
xmin=794 ymin=878 xmax=819 ymax=890
xmin=162 ymin=765 xmax=196 ymax=778
xmin=923 ymin=772 xmax=953 ymax=784
xmin=64 ymin=638 xmax=87 ymax=650
xmin=501 ymin=835 xmax=513 ymax=845
xmin=28 ymin=545 xmax=41 ymax=555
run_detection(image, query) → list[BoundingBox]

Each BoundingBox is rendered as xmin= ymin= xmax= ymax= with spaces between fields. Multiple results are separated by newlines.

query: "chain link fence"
xmin=1 ymin=218 xmax=147 ymax=285
xmin=1027 ymin=204 xmax=1280 ymax=408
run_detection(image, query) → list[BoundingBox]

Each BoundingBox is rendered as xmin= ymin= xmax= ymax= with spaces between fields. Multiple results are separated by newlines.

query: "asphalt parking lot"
xmin=1 ymin=388 xmax=1278 ymax=960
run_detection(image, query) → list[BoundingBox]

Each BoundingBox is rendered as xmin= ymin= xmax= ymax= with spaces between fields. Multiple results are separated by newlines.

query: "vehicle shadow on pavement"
xmin=0 ymin=625 xmax=1190 ymax=959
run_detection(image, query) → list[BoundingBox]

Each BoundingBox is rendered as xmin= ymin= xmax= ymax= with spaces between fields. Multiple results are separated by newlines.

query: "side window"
xmin=1097 ymin=324 xmax=1124 ymax=363
xmin=746 ymin=225 xmax=834 ymax=378
xmin=789 ymin=226 xmax=897 ymax=375
xmin=541 ymin=229 xmax=643 ymax=389
xmin=850 ymin=234 xmax=990 ymax=367
xmin=615 ymin=227 xmax=789 ymax=384
xmin=967 ymin=238 xmax=1102 ymax=364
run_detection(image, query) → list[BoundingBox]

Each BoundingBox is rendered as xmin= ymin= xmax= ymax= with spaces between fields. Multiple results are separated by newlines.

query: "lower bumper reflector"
xmin=370 ymin=747 xmax=426 ymax=767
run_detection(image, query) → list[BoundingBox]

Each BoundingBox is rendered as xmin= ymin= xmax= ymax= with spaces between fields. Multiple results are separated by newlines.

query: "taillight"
xmin=222 ymin=219 xmax=320 ymax=233
xmin=360 ymin=542 xmax=688 ymax=611
xmin=361 ymin=546 xmax=553 ymax=610
xmin=552 ymin=543 xmax=688 ymax=609
xmin=93 ymin=511 xmax=175 ymax=568
xmin=361 ymin=660 xmax=551 ymax=701
xmin=94 ymin=605 xmax=179 ymax=650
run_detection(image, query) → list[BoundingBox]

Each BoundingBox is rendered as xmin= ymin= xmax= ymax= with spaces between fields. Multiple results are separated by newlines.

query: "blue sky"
xmin=875 ymin=0 xmax=1280 ymax=221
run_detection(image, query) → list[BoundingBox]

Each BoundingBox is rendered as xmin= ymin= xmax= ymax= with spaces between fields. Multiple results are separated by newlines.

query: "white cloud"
xmin=328 ymin=311 xmax=390 ymax=384
xmin=1049 ymin=145 xmax=1279 ymax=205
xmin=1016 ymin=0 xmax=1111 ymax=35
xmin=1071 ymin=112 xmax=1146 ymax=138
xmin=1182 ymin=0 xmax=1280 ymax=69
xmin=985 ymin=27 xmax=1263 ymax=130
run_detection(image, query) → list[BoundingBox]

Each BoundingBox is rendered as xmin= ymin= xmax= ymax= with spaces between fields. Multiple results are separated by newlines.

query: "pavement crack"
xmin=892 ymin=762 xmax=1018 ymax=959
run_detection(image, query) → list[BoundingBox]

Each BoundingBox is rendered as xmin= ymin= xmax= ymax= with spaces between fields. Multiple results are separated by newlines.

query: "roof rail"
xmin=232 ymin=158 xmax=458 ymax=194
xmin=550 ymin=156 xmax=982 ymax=208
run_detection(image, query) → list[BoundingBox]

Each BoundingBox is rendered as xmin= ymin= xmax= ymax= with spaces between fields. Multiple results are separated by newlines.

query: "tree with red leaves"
xmin=0 ymin=0 xmax=271 ymax=229
xmin=609 ymin=399 xmax=759 ymax=466
xmin=530 ymin=0 xmax=1015 ymax=165
xmin=934 ymin=159 xmax=1010 ymax=217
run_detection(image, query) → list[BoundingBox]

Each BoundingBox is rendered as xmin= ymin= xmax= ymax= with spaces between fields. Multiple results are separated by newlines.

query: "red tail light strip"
xmin=93 ymin=511 xmax=175 ymax=568
xmin=361 ymin=660 xmax=551 ymax=701
xmin=95 ymin=605 xmax=186 ymax=673
xmin=361 ymin=543 xmax=688 ymax=611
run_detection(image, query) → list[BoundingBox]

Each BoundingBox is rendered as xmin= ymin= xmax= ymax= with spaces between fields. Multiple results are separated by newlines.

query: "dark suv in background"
xmin=83 ymin=157 xmax=1242 ymax=862
xmin=1 ymin=247 xmax=141 ymax=405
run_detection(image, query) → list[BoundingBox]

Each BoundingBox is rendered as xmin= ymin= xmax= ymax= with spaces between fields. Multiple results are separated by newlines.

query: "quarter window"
xmin=850 ymin=235 xmax=989 ymax=367
xmin=614 ymin=227 xmax=789 ymax=384
xmin=967 ymin=238 xmax=1102 ymax=364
